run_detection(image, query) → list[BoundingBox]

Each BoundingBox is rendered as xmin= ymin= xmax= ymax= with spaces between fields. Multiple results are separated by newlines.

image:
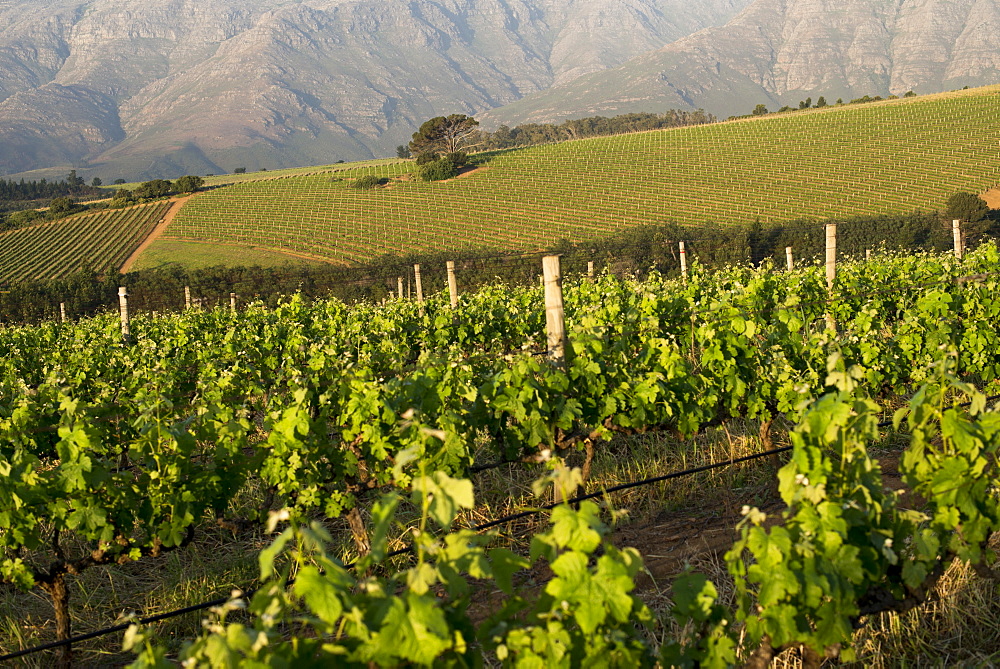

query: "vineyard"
xmin=3 ymin=240 xmax=1000 ymax=665
xmin=153 ymin=85 xmax=1000 ymax=267
xmin=0 ymin=202 xmax=172 ymax=284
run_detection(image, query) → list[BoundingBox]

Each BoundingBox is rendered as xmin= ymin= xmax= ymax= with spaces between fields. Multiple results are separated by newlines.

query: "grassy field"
xmin=0 ymin=202 xmax=172 ymax=283
xmin=148 ymin=85 xmax=1000 ymax=267
xmin=131 ymin=240 xmax=331 ymax=272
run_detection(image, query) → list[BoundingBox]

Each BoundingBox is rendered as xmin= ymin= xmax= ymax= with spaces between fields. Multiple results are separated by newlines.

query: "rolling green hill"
xmin=146 ymin=86 xmax=1000 ymax=268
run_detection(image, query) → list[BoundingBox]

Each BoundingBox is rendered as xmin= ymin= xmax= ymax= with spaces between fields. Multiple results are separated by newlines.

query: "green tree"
xmin=174 ymin=175 xmax=204 ymax=194
xmin=798 ymin=97 xmax=812 ymax=109
xmin=815 ymin=96 xmax=827 ymax=108
xmin=233 ymin=167 xmax=247 ymax=174
xmin=751 ymin=104 xmax=769 ymax=116
xmin=945 ymin=191 xmax=990 ymax=222
xmin=48 ymin=196 xmax=74 ymax=217
xmin=395 ymin=145 xmax=411 ymax=159
xmin=113 ymin=179 xmax=126 ymax=185
xmin=409 ymin=114 xmax=479 ymax=158
xmin=133 ymin=179 xmax=174 ymax=199
xmin=66 ymin=170 xmax=85 ymax=190
xmin=91 ymin=177 xmax=103 ymax=187
xmin=491 ymin=124 xmax=515 ymax=148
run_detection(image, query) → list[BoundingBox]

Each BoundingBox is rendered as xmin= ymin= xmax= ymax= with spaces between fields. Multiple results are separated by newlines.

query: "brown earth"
xmin=981 ymin=188 xmax=1000 ymax=210
xmin=612 ymin=451 xmax=910 ymax=589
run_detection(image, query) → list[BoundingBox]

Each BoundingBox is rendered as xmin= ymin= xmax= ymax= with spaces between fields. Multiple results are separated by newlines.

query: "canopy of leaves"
xmin=409 ymin=114 xmax=479 ymax=157
xmin=174 ymin=175 xmax=204 ymax=194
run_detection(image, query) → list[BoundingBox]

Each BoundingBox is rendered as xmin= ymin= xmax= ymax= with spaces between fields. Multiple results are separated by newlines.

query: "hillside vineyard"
xmin=162 ymin=89 xmax=1000 ymax=265
xmin=0 ymin=202 xmax=170 ymax=283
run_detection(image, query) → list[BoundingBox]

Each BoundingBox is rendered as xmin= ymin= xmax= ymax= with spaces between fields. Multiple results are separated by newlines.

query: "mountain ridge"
xmin=483 ymin=0 xmax=1000 ymax=126
xmin=0 ymin=0 xmax=749 ymax=179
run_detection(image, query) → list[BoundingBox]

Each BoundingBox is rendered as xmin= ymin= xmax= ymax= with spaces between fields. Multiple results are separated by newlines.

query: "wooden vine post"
xmin=414 ymin=264 xmax=425 ymax=315
xmin=59 ymin=302 xmax=66 ymax=323
xmin=446 ymin=261 xmax=458 ymax=308
xmin=397 ymin=276 xmax=404 ymax=300
xmin=785 ymin=246 xmax=793 ymax=271
xmin=953 ymin=219 xmax=964 ymax=259
xmin=679 ymin=241 xmax=688 ymax=280
xmin=542 ymin=255 xmax=567 ymax=367
xmin=184 ymin=285 xmax=192 ymax=310
xmin=866 ymin=249 xmax=872 ymax=261
xmin=118 ymin=287 xmax=130 ymax=343
xmin=825 ymin=223 xmax=837 ymax=331
xmin=825 ymin=223 xmax=837 ymax=291
xmin=230 ymin=292 xmax=237 ymax=312
xmin=588 ymin=260 xmax=595 ymax=278
xmin=543 ymin=254 xmax=578 ymax=501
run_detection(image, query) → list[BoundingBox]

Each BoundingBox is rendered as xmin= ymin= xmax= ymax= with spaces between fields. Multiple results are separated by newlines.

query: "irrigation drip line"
xmin=0 ymin=443 xmax=789 ymax=663
xmin=5 ymin=393 xmax=1000 ymax=661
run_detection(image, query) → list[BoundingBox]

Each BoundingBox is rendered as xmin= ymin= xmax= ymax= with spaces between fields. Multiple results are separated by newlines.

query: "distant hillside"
xmin=135 ymin=86 xmax=1000 ymax=269
xmin=484 ymin=0 xmax=1000 ymax=126
xmin=0 ymin=0 xmax=749 ymax=180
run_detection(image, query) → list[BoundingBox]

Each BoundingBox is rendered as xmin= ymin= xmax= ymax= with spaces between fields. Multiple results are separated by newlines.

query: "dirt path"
xmin=119 ymin=195 xmax=195 ymax=273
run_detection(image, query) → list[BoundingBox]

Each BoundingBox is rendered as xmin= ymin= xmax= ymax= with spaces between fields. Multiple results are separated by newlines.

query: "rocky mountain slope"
xmin=484 ymin=0 xmax=1000 ymax=125
xmin=0 ymin=0 xmax=749 ymax=179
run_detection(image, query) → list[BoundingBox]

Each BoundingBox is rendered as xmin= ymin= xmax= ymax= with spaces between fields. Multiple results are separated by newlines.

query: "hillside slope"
xmin=0 ymin=0 xmax=749 ymax=179
xmin=144 ymin=86 xmax=1000 ymax=267
xmin=484 ymin=0 xmax=1000 ymax=125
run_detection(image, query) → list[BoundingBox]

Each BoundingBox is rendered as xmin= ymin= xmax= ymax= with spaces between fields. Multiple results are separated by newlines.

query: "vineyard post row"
xmin=25 ymin=218 xmax=976 ymax=327
xmin=118 ymin=287 xmax=129 ymax=343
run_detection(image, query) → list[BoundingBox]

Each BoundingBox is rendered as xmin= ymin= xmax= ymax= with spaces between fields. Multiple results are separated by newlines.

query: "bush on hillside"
xmin=2 ymin=208 xmax=44 ymax=231
xmin=133 ymin=179 xmax=174 ymax=199
xmin=419 ymin=157 xmax=458 ymax=182
xmin=48 ymin=197 xmax=76 ymax=217
xmin=174 ymin=175 xmax=204 ymax=194
xmin=414 ymin=152 xmax=439 ymax=166
xmin=444 ymin=152 xmax=468 ymax=168
xmin=351 ymin=175 xmax=388 ymax=190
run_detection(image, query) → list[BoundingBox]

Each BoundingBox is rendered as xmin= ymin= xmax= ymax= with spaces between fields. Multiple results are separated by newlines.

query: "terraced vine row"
xmin=0 ymin=201 xmax=172 ymax=283
xmin=162 ymin=86 xmax=1000 ymax=265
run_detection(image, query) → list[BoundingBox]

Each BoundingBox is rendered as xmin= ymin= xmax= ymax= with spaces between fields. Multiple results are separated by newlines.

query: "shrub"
xmin=233 ymin=167 xmax=246 ymax=174
xmin=113 ymin=179 xmax=126 ymax=185
xmin=133 ymin=179 xmax=174 ymax=199
xmin=444 ymin=151 xmax=468 ymax=168
xmin=174 ymin=175 xmax=204 ymax=194
xmin=351 ymin=175 xmax=387 ymax=190
xmin=419 ymin=158 xmax=458 ymax=182
xmin=48 ymin=197 xmax=75 ymax=216
xmin=415 ymin=152 xmax=440 ymax=166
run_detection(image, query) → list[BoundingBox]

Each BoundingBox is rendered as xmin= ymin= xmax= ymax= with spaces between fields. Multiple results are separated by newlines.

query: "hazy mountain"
xmin=484 ymin=0 xmax=1000 ymax=126
xmin=0 ymin=0 xmax=750 ymax=179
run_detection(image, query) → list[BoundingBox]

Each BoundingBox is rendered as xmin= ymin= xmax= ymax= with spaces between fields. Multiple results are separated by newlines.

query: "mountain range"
xmin=0 ymin=0 xmax=749 ymax=179
xmin=487 ymin=0 xmax=1000 ymax=125
xmin=1 ymin=0 xmax=999 ymax=180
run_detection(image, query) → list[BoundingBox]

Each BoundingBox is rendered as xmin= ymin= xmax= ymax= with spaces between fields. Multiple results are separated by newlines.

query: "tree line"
xmin=1 ymin=205 xmax=995 ymax=325
xmin=397 ymin=110 xmax=717 ymax=159
xmin=0 ymin=170 xmax=104 ymax=211
xmin=0 ymin=176 xmax=204 ymax=233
